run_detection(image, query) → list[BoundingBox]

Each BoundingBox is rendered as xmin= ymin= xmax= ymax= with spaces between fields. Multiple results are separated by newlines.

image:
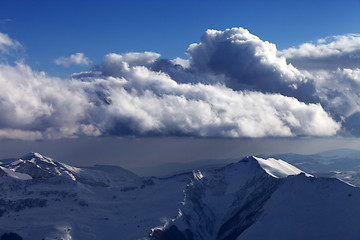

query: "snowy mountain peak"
xmin=20 ymin=152 xmax=56 ymax=165
xmin=221 ymin=155 xmax=311 ymax=179
xmin=0 ymin=153 xmax=141 ymax=188
xmin=3 ymin=152 xmax=75 ymax=180
xmin=250 ymin=156 xmax=312 ymax=178
xmin=21 ymin=152 xmax=46 ymax=160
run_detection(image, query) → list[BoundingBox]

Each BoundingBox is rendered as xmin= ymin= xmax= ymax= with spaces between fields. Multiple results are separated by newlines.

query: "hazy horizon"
xmin=1 ymin=137 xmax=360 ymax=174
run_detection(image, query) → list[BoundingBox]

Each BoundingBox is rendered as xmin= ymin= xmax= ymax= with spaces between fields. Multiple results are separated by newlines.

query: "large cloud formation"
xmin=0 ymin=62 xmax=98 ymax=140
xmin=1 ymin=27 xmax=355 ymax=140
xmin=279 ymin=34 xmax=360 ymax=136
xmin=151 ymin=28 xmax=317 ymax=103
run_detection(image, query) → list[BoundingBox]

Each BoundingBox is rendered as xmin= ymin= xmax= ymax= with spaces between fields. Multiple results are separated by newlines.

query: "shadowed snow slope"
xmin=0 ymin=166 xmax=32 ymax=180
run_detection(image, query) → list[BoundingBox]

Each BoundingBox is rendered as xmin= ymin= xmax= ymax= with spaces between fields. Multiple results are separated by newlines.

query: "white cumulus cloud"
xmin=0 ymin=29 xmax=352 ymax=140
xmin=54 ymin=53 xmax=91 ymax=67
xmin=151 ymin=28 xmax=318 ymax=104
xmin=72 ymin=53 xmax=340 ymax=138
xmin=0 ymin=62 xmax=99 ymax=139
xmin=278 ymin=33 xmax=360 ymax=136
xmin=279 ymin=34 xmax=360 ymax=70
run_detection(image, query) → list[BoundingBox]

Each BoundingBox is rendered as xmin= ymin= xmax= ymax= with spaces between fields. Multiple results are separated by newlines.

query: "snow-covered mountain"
xmin=0 ymin=152 xmax=189 ymax=240
xmin=151 ymin=156 xmax=360 ymax=240
xmin=1 ymin=153 xmax=360 ymax=240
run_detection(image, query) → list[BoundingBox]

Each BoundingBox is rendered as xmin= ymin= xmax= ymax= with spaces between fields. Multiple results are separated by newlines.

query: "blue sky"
xmin=1 ymin=0 xmax=360 ymax=77
xmin=1 ymin=0 xmax=360 ymax=168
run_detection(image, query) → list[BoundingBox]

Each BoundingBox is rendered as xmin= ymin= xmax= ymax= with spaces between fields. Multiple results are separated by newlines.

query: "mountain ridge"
xmin=1 ymin=153 xmax=360 ymax=240
xmin=151 ymin=156 xmax=360 ymax=240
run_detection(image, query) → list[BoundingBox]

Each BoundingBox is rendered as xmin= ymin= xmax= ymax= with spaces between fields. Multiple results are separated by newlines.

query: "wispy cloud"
xmin=54 ymin=53 xmax=91 ymax=67
xmin=0 ymin=32 xmax=21 ymax=53
xmin=0 ymin=19 xmax=12 ymax=25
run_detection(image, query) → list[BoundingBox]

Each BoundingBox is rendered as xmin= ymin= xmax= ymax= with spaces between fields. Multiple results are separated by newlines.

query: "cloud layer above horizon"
xmin=2 ymin=27 xmax=360 ymax=140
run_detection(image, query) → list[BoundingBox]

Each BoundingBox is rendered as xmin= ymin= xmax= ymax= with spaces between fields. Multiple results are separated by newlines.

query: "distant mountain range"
xmin=133 ymin=148 xmax=360 ymax=187
xmin=1 ymin=151 xmax=360 ymax=239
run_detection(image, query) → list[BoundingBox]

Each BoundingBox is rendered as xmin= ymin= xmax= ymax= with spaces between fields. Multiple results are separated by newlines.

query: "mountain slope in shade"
xmin=238 ymin=175 xmax=360 ymax=240
xmin=151 ymin=156 xmax=360 ymax=240
xmin=0 ymin=166 xmax=32 ymax=180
